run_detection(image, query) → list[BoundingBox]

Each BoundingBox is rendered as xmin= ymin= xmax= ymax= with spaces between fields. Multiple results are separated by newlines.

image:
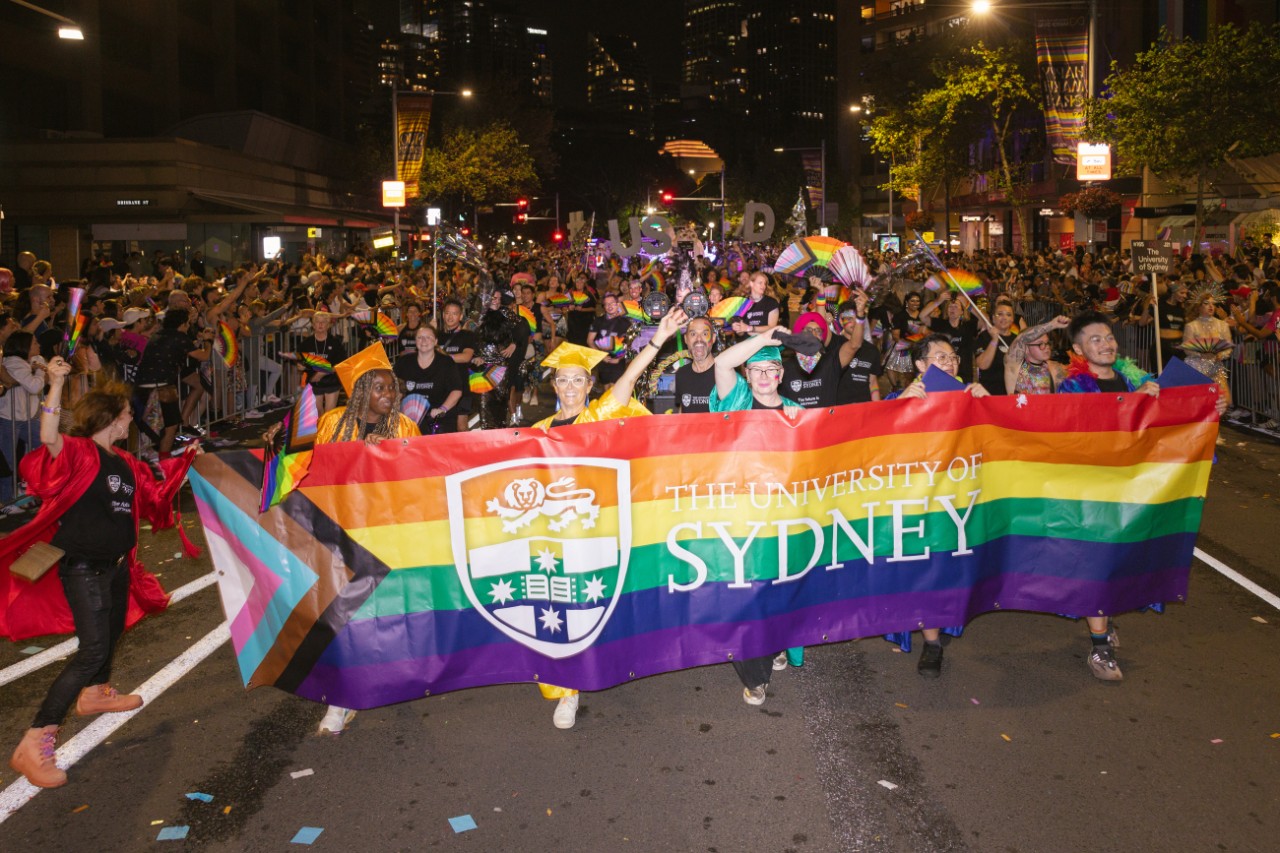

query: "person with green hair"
xmin=709 ymin=327 xmax=802 ymax=707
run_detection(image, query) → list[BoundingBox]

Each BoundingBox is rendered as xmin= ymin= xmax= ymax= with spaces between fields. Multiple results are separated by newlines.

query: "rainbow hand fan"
xmin=1179 ymin=337 xmax=1233 ymax=355
xmin=570 ymin=291 xmax=590 ymax=306
xmin=374 ymin=312 xmax=398 ymax=337
xmin=516 ymin=304 xmax=538 ymax=331
xmin=216 ymin=321 xmax=238 ymax=367
xmin=400 ymin=393 xmax=430 ymax=424
xmin=708 ymin=296 xmax=751 ymax=320
xmin=621 ymin=300 xmax=645 ymax=321
xmin=469 ymin=371 xmax=495 ymax=393
xmin=548 ymin=293 xmax=573 ymax=307
xmin=298 ymin=353 xmax=334 ymax=372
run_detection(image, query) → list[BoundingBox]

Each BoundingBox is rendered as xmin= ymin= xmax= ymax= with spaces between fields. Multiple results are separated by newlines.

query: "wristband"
xmin=41 ymin=404 xmax=60 ymax=415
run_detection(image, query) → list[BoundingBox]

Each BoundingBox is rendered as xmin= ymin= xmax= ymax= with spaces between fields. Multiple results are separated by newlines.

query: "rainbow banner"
xmin=1035 ymin=14 xmax=1089 ymax=166
xmin=191 ymin=388 xmax=1217 ymax=710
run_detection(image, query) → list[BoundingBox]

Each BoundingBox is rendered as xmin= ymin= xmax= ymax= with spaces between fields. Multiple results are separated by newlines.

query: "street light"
xmin=969 ymin=0 xmax=1100 ymax=96
xmin=774 ymin=142 xmax=827 ymax=232
xmin=848 ymin=105 xmax=862 ymax=114
xmin=9 ymin=0 xmax=84 ymax=38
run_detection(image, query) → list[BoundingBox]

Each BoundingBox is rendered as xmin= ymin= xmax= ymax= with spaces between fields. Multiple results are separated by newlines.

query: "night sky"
xmin=508 ymin=0 xmax=685 ymax=107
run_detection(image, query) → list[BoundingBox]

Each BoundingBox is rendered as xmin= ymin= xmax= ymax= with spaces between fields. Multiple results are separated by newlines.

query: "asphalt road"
xmin=1 ymin=422 xmax=1277 ymax=853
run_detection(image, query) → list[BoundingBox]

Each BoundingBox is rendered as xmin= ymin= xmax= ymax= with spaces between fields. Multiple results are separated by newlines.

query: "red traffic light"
xmin=517 ymin=198 xmax=529 ymax=210
xmin=660 ymin=190 xmax=674 ymax=205
xmin=515 ymin=212 xmax=528 ymax=224
xmin=460 ymin=227 xmax=471 ymax=237
xmin=552 ymin=231 xmax=564 ymax=242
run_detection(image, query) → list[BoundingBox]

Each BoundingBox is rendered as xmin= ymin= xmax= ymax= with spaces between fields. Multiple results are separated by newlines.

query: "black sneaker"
xmin=917 ymin=643 xmax=943 ymax=678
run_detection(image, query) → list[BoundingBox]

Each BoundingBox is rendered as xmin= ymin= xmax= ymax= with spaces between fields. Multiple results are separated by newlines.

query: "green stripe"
xmin=350 ymin=496 xmax=1205 ymax=620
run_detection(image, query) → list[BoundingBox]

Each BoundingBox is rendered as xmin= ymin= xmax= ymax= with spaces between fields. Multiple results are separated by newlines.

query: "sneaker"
xmin=1106 ymin=621 xmax=1119 ymax=650
xmin=265 ymin=394 xmax=283 ymax=404
xmin=243 ymin=409 xmax=264 ymax=419
xmin=772 ymin=652 xmax=789 ymax=671
xmin=917 ymin=643 xmax=944 ymax=678
xmin=553 ymin=694 xmax=580 ymax=729
xmin=1258 ymin=418 xmax=1280 ymax=431
xmin=318 ymin=705 xmax=356 ymax=734
xmin=743 ymin=685 xmax=767 ymax=706
xmin=182 ymin=423 xmax=208 ymax=437
xmin=1087 ymin=645 xmax=1123 ymax=681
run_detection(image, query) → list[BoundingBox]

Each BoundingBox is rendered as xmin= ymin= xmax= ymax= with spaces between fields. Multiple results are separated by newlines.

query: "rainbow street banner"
xmin=190 ymin=387 xmax=1218 ymax=710
xmin=1035 ymin=13 xmax=1089 ymax=166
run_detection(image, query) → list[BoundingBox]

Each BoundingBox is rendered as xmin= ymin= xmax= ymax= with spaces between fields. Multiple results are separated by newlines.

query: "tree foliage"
xmin=418 ymin=122 xmax=539 ymax=205
xmin=1086 ymin=23 xmax=1280 ymax=236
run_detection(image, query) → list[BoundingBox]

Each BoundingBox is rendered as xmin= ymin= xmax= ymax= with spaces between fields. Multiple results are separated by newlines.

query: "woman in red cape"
xmin=5 ymin=356 xmax=197 ymax=788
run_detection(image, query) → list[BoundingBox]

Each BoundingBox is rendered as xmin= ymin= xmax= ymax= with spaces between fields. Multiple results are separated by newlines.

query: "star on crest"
xmin=583 ymin=576 xmax=607 ymax=604
xmin=539 ymin=607 xmax=564 ymax=634
xmin=488 ymin=578 xmax=515 ymax=605
xmin=535 ymin=548 xmax=559 ymax=574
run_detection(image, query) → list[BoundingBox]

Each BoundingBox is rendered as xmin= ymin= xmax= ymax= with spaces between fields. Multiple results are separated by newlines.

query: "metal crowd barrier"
xmin=1228 ymin=340 xmax=1279 ymax=426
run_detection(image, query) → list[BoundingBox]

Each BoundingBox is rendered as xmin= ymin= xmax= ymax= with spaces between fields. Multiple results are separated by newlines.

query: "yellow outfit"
xmin=316 ymin=408 xmax=421 ymax=444
xmin=535 ymin=389 xmax=649 ymax=700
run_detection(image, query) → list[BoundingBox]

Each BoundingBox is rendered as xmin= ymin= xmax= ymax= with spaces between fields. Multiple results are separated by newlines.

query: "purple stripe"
xmin=291 ymin=566 xmax=1189 ymax=709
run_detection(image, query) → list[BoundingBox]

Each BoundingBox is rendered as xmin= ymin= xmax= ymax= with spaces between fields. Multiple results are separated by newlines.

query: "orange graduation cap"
xmin=335 ymin=341 xmax=393 ymax=396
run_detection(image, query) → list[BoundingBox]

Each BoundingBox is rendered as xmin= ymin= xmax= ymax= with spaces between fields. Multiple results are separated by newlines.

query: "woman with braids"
xmin=5 ymin=356 xmax=197 ymax=788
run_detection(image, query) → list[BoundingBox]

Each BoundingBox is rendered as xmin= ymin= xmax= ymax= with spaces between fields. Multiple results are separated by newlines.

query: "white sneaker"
xmin=743 ymin=685 xmax=767 ymax=706
xmin=265 ymin=395 xmax=283 ymax=404
xmin=553 ymin=694 xmax=580 ymax=729
xmin=244 ymin=409 xmax=264 ymax=419
xmin=318 ymin=705 xmax=356 ymax=734
xmin=772 ymin=652 xmax=789 ymax=671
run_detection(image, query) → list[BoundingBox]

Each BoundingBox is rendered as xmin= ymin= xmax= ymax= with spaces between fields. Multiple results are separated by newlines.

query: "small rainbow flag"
xmin=216 ymin=321 xmax=238 ymax=367
xmin=646 ymin=270 xmax=666 ymax=291
xmin=621 ymin=300 xmax=645 ymax=322
xmin=549 ymin=293 xmax=573 ymax=307
xmin=944 ymin=268 xmax=985 ymax=297
xmin=258 ymin=385 xmax=318 ymax=513
xmin=924 ymin=275 xmax=945 ymax=292
xmin=66 ymin=314 xmax=88 ymax=359
xmin=516 ymin=304 xmax=538 ymax=331
xmin=608 ymin=257 xmax=621 ymax=274
xmin=63 ymin=286 xmax=87 ymax=357
xmin=570 ymin=291 xmax=590 ymax=306
xmin=607 ymin=335 xmax=630 ymax=357
xmin=708 ymin=296 xmax=751 ymax=321
xmin=469 ymin=371 xmax=494 ymax=394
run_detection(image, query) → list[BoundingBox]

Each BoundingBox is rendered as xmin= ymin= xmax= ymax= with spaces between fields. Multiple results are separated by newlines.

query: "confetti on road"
xmin=1253 ymin=616 xmax=1269 ymax=624
xmin=1000 ymin=734 xmax=1012 ymax=742
xmin=448 ymin=815 xmax=478 ymax=833
xmin=185 ymin=793 xmax=213 ymax=803
xmin=151 ymin=820 xmax=164 ymax=825
xmin=546 ymin=808 xmax=553 ymax=816
xmin=970 ymin=698 xmax=980 ymax=705
xmin=291 ymin=827 xmax=324 ymax=845
xmin=1210 ymin=738 xmax=1223 ymax=744
xmin=894 ymin=702 xmax=908 ymax=709
xmin=157 ymin=826 xmax=190 ymax=841
xmin=877 ymin=780 xmax=899 ymax=791
xmin=290 ymin=769 xmax=315 ymax=779
xmin=1270 ymin=733 xmax=1280 ymax=739
xmin=223 ymin=806 xmax=232 ymax=814
xmin=19 ymin=646 xmax=43 ymax=655
xmin=72 ymin=804 xmax=88 ymax=813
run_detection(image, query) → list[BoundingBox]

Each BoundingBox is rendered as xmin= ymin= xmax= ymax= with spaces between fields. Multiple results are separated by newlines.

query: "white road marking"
xmin=0 ymin=622 xmax=230 ymax=824
xmin=1194 ymin=547 xmax=1280 ymax=612
xmin=0 ymin=572 xmax=217 ymax=688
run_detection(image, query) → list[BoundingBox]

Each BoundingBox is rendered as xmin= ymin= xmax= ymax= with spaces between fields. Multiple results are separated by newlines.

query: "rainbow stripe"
xmin=375 ymin=312 xmax=398 ymax=337
xmin=945 ymin=268 xmax=986 ymax=297
xmin=192 ymin=388 xmax=1216 ymax=709
xmin=570 ymin=291 xmax=589 ymax=306
xmin=548 ymin=293 xmax=573 ymax=307
xmin=516 ymin=304 xmax=538 ymax=331
xmin=468 ymin=372 xmax=494 ymax=394
xmin=621 ymin=300 xmax=645 ymax=322
xmin=707 ymin=296 xmax=750 ymax=320
xmin=217 ymin=321 xmax=238 ymax=367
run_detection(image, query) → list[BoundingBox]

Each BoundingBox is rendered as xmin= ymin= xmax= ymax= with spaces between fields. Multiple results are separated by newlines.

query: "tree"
xmin=1086 ymin=23 xmax=1280 ymax=240
xmin=866 ymin=94 xmax=974 ymax=231
xmin=934 ymin=41 xmax=1041 ymax=251
xmin=418 ymin=122 xmax=539 ymax=208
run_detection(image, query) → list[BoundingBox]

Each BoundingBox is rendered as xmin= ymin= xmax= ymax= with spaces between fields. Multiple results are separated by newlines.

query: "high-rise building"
xmin=586 ymin=33 xmax=653 ymax=139
xmin=739 ymin=1 xmax=837 ymax=147
xmin=682 ymin=1 xmax=747 ymax=108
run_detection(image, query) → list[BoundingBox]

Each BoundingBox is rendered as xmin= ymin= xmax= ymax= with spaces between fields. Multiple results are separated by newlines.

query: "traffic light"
xmin=517 ymin=198 xmax=529 ymax=212
xmin=552 ymin=230 xmax=564 ymax=243
xmin=660 ymin=190 xmax=674 ymax=206
xmin=515 ymin=212 xmax=528 ymax=225
xmin=460 ymin=226 xmax=471 ymax=237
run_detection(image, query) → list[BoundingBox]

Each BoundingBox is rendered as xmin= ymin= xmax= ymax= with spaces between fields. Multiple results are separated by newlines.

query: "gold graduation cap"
xmin=541 ymin=342 xmax=607 ymax=373
xmin=335 ymin=341 xmax=393 ymax=396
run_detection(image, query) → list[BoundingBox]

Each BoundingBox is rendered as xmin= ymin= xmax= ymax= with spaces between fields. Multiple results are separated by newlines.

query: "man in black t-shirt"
xmin=589 ymin=293 xmax=633 ymax=386
xmin=673 ymin=316 xmax=717 ymax=413
xmin=780 ymin=311 xmax=840 ymax=409
xmin=438 ymin=299 xmax=478 ymax=431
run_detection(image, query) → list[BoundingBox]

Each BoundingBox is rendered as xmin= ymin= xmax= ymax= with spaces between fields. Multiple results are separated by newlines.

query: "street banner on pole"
xmin=801 ymin=150 xmax=824 ymax=213
xmin=192 ymin=390 xmax=1217 ymax=710
xmin=1035 ymin=14 xmax=1089 ymax=166
xmin=395 ymin=93 xmax=433 ymax=200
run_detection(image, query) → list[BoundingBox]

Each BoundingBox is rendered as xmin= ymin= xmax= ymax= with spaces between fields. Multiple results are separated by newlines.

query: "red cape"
xmin=0 ymin=437 xmax=197 ymax=641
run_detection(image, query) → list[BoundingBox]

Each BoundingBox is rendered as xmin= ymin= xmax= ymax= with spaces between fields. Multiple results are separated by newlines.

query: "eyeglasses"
xmin=747 ymin=366 xmax=782 ymax=378
xmin=553 ymin=375 xmax=590 ymax=388
xmin=926 ymin=354 xmax=961 ymax=365
xmin=1027 ymin=341 xmax=1051 ymax=349
xmin=1085 ymin=334 xmax=1117 ymax=345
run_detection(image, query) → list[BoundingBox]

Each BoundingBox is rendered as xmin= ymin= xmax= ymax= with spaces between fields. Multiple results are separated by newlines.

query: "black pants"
xmin=732 ymin=654 xmax=775 ymax=690
xmin=33 ymin=556 xmax=130 ymax=728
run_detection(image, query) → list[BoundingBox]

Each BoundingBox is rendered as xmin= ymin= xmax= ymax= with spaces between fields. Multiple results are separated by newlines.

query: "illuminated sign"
xmin=1076 ymin=143 xmax=1112 ymax=181
xmin=115 ymin=198 xmax=153 ymax=207
xmin=307 ymin=227 xmax=323 ymax=238
xmin=382 ymin=181 xmax=406 ymax=208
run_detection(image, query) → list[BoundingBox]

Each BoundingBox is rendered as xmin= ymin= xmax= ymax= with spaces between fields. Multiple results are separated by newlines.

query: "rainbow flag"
xmin=216 ymin=321 xmax=238 ymax=367
xmin=607 ymin=335 xmax=629 ymax=357
xmin=645 ymin=270 xmax=665 ymax=291
xmin=548 ymin=293 xmax=573 ymax=307
xmin=707 ymin=296 xmax=751 ymax=320
xmin=191 ymin=388 xmax=1216 ymax=709
xmin=516 ymin=304 xmax=538 ymax=331
xmin=608 ymin=257 xmax=621 ymax=274
xmin=258 ymin=386 xmax=318 ymax=512
xmin=63 ymin=287 xmax=87 ymax=357
xmin=945 ymin=268 xmax=985 ymax=297
xmin=621 ymin=300 xmax=645 ymax=322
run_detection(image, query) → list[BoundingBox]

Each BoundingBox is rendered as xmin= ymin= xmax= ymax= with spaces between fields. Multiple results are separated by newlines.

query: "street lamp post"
xmin=7 ymin=0 xmax=83 ymax=38
xmin=774 ymin=142 xmax=827 ymax=233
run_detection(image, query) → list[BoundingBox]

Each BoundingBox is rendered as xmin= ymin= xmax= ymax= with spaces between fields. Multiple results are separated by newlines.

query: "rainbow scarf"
xmin=192 ymin=388 xmax=1215 ymax=709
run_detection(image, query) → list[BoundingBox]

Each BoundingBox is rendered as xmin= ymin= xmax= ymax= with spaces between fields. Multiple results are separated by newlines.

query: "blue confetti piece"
xmin=185 ymin=792 xmax=214 ymax=803
xmin=19 ymin=646 xmax=43 ymax=655
xmin=291 ymin=827 xmax=324 ymax=845
xmin=157 ymin=826 xmax=190 ymax=841
xmin=449 ymin=814 xmax=478 ymax=833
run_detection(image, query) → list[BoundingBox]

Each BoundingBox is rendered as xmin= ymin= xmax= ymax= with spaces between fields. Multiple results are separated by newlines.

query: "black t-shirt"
xmin=742 ymin=296 xmax=779 ymax=328
xmin=51 ymin=446 xmax=136 ymax=560
xmin=394 ymin=353 xmax=466 ymax=433
xmin=1158 ymin=299 xmax=1186 ymax=333
xmin=1096 ymin=374 xmax=1130 ymax=393
xmin=751 ymin=397 xmax=785 ymax=411
xmin=930 ymin=316 xmax=979 ymax=383
xmin=295 ymin=333 xmax=347 ymax=393
xmin=781 ymin=350 xmax=840 ymax=409
xmin=976 ymin=330 xmax=1011 ymax=396
xmin=398 ymin=322 xmax=423 ymax=354
xmin=835 ymin=340 xmax=885 ymax=405
xmin=134 ymin=328 xmax=194 ymax=386
xmin=674 ymin=362 xmax=716 ymax=413
xmin=565 ymin=288 xmax=597 ymax=344
xmin=590 ymin=315 xmax=633 ymax=384
xmin=437 ymin=326 xmax=479 ymax=361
